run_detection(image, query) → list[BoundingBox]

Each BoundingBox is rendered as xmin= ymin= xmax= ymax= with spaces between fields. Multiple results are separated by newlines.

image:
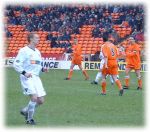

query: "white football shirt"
xmin=13 ymin=46 xmax=42 ymax=76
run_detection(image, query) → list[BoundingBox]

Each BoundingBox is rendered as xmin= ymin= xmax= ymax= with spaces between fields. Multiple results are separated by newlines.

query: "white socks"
xmin=109 ymin=75 xmax=119 ymax=84
xmin=94 ymin=72 xmax=119 ymax=84
xmin=109 ymin=75 xmax=114 ymax=84
xmin=95 ymin=72 xmax=102 ymax=82
xmin=22 ymin=106 xmax=28 ymax=113
xmin=27 ymin=100 xmax=37 ymax=120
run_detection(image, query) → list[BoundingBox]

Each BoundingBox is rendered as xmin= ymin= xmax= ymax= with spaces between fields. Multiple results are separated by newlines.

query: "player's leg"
xmin=35 ymin=76 xmax=46 ymax=105
xmin=101 ymin=74 xmax=107 ymax=95
xmin=21 ymin=92 xmax=45 ymax=120
xmin=26 ymin=76 xmax=46 ymax=125
xmin=78 ymin=64 xmax=89 ymax=80
xmin=20 ymin=96 xmax=37 ymax=124
xmin=135 ymin=69 xmax=142 ymax=90
xmin=124 ymin=67 xmax=132 ymax=89
xmin=100 ymin=67 xmax=107 ymax=95
xmin=20 ymin=104 xmax=29 ymax=120
xmin=27 ymin=76 xmax=46 ymax=125
xmin=26 ymin=94 xmax=37 ymax=125
xmin=109 ymin=75 xmax=114 ymax=85
xmin=22 ymin=96 xmax=44 ymax=114
xmin=109 ymin=74 xmax=119 ymax=85
xmin=65 ymin=63 xmax=75 ymax=80
xmin=37 ymin=96 xmax=44 ymax=105
xmin=110 ymin=67 xmax=123 ymax=96
xmin=91 ymin=60 xmax=104 ymax=84
xmin=20 ymin=75 xmax=44 ymax=125
xmin=20 ymin=75 xmax=33 ymax=121
xmin=117 ymin=75 xmax=119 ymax=79
xmin=91 ymin=69 xmax=102 ymax=84
xmin=95 ymin=71 xmax=102 ymax=82
xmin=112 ymin=75 xmax=123 ymax=96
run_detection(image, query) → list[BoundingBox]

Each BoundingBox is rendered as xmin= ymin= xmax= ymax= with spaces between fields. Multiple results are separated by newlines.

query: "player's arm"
xmin=102 ymin=46 xmax=108 ymax=68
xmin=41 ymin=58 xmax=49 ymax=73
xmin=13 ymin=49 xmax=26 ymax=73
xmin=104 ymin=56 xmax=108 ymax=68
xmin=41 ymin=67 xmax=49 ymax=73
xmin=134 ymin=45 xmax=142 ymax=56
xmin=126 ymin=49 xmax=135 ymax=57
xmin=13 ymin=49 xmax=32 ymax=78
xmin=99 ymin=45 xmax=104 ymax=60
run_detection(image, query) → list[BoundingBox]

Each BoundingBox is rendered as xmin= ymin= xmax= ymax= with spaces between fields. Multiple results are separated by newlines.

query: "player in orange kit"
xmin=123 ymin=37 xmax=142 ymax=90
xmin=100 ymin=35 xmax=123 ymax=96
xmin=65 ymin=39 xmax=89 ymax=80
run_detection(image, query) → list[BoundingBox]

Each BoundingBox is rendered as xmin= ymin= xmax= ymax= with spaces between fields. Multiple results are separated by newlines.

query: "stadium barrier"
xmin=5 ymin=57 xmax=147 ymax=72
xmin=4 ymin=57 xmax=79 ymax=70
xmin=82 ymin=61 xmax=147 ymax=72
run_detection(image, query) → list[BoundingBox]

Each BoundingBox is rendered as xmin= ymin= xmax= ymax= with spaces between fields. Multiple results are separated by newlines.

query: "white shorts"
xmin=100 ymin=59 xmax=105 ymax=70
xmin=20 ymin=74 xmax=46 ymax=97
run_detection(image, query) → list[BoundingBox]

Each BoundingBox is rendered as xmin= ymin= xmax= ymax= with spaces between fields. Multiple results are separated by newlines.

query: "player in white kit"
xmin=91 ymin=47 xmax=115 ymax=85
xmin=13 ymin=33 xmax=48 ymax=125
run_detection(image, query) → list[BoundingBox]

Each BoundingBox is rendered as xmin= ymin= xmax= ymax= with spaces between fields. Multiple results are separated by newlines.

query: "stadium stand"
xmin=5 ymin=4 xmax=144 ymax=60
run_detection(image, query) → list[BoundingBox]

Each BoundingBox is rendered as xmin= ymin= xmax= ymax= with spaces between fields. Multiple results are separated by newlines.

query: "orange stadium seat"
xmin=92 ymin=44 xmax=97 ymax=48
xmin=92 ymin=47 xmax=97 ymax=51
xmin=82 ymin=51 xmax=86 ymax=54
xmin=78 ymin=41 xmax=82 ymax=44
xmin=50 ymin=51 xmax=55 ymax=54
xmin=41 ymin=50 xmax=45 ymax=54
xmin=88 ymin=44 xmax=93 ymax=48
xmin=86 ymin=50 xmax=91 ymax=54
xmin=45 ymin=50 xmax=50 ymax=54
xmin=55 ymin=50 xmax=60 ymax=54
xmin=88 ymin=40 xmax=93 ymax=44
xmin=82 ymin=47 xmax=86 ymax=51
xmin=91 ymin=51 xmax=96 ymax=54
xmin=41 ymin=47 xmax=47 ymax=50
xmin=82 ymin=44 xmax=87 ymax=48
xmin=83 ymin=41 xmax=88 ymax=44
xmin=86 ymin=47 xmax=92 ymax=51
xmin=60 ymin=50 xmax=64 ymax=54
xmin=37 ymin=47 xmax=42 ymax=50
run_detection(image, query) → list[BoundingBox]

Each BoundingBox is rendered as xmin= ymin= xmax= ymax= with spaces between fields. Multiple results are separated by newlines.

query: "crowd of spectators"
xmin=5 ymin=4 xmax=144 ymax=48
xmin=91 ymin=5 xmax=144 ymax=42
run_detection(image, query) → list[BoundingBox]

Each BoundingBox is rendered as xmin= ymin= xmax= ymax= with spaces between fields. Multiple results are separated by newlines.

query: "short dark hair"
xmin=103 ymin=33 xmax=109 ymax=42
xmin=27 ymin=32 xmax=35 ymax=42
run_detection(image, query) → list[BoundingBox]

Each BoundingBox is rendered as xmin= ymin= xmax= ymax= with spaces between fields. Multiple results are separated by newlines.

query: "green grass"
xmin=5 ymin=67 xmax=145 ymax=127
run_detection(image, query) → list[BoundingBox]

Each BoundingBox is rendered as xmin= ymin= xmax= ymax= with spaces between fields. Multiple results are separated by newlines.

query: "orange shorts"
xmin=126 ymin=64 xmax=141 ymax=70
xmin=72 ymin=59 xmax=82 ymax=65
xmin=102 ymin=66 xmax=118 ymax=75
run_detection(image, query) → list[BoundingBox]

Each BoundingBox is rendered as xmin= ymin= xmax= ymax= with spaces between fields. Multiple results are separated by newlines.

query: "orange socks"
xmin=68 ymin=70 xmax=89 ymax=80
xmin=82 ymin=70 xmax=89 ymax=80
xmin=101 ymin=80 xmax=122 ymax=94
xmin=115 ymin=79 xmax=122 ymax=90
xmin=138 ymin=79 xmax=142 ymax=88
xmin=125 ymin=77 xmax=129 ymax=87
xmin=68 ymin=70 xmax=73 ymax=79
xmin=101 ymin=81 xmax=106 ymax=94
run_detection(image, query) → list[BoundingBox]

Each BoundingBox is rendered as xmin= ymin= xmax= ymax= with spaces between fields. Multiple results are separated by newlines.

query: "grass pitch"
xmin=5 ymin=67 xmax=145 ymax=127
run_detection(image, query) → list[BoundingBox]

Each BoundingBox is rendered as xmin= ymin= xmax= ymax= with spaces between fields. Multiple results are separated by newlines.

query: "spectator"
xmin=50 ymin=35 xmax=57 ymax=48
xmin=47 ymin=33 xmax=52 ymax=41
xmin=6 ymin=29 xmax=12 ymax=38
xmin=65 ymin=47 xmax=73 ymax=53
xmin=91 ymin=51 xmax=100 ymax=61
